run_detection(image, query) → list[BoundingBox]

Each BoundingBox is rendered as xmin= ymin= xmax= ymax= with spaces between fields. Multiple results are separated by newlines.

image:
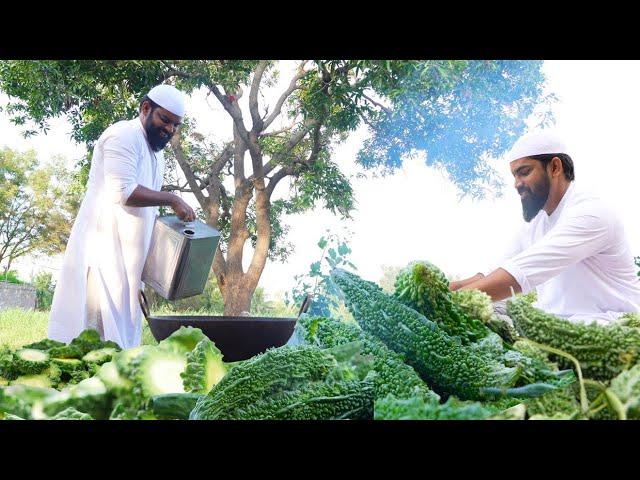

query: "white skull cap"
xmin=147 ymin=84 xmax=186 ymax=117
xmin=505 ymin=130 xmax=568 ymax=163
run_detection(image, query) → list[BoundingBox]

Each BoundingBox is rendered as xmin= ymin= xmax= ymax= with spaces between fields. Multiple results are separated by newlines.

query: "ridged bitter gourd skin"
xmin=375 ymin=394 xmax=498 ymax=420
xmin=222 ymin=376 xmax=374 ymax=420
xmin=331 ymin=269 xmax=521 ymax=400
xmin=507 ymin=296 xmax=640 ymax=381
xmin=394 ymin=261 xmax=492 ymax=345
xmin=180 ymin=339 xmax=228 ymax=394
xmin=190 ymin=345 xmax=372 ymax=420
xmin=297 ymin=316 xmax=440 ymax=403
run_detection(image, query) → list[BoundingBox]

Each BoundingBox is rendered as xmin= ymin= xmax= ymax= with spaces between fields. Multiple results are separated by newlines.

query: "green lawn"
xmin=0 ymin=308 xmax=158 ymax=349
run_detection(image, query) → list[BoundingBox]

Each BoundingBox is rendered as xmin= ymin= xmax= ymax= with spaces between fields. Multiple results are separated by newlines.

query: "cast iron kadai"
xmin=139 ymin=290 xmax=311 ymax=362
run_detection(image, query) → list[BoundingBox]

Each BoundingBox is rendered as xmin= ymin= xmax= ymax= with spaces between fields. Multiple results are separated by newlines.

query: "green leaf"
xmin=310 ymin=262 xmax=321 ymax=275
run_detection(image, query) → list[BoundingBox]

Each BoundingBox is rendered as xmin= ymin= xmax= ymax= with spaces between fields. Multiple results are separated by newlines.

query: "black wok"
xmin=139 ymin=291 xmax=309 ymax=361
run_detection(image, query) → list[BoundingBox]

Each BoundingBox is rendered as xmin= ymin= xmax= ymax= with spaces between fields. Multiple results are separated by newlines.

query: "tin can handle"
xmin=139 ymin=290 xmax=151 ymax=321
xmin=297 ymin=293 xmax=312 ymax=319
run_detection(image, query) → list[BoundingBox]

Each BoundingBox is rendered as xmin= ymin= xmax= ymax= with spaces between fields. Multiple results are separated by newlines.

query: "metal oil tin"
xmin=142 ymin=216 xmax=220 ymax=300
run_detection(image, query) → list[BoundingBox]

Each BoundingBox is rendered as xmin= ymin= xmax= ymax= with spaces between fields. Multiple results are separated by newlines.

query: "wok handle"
xmin=297 ymin=293 xmax=312 ymax=319
xmin=139 ymin=290 xmax=151 ymax=321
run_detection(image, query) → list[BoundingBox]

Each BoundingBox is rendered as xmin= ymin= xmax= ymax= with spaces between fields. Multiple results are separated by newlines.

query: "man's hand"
xmin=449 ymin=273 xmax=484 ymax=291
xmin=171 ymin=195 xmax=196 ymax=222
xmin=126 ymin=185 xmax=196 ymax=221
xmin=461 ymin=268 xmax=521 ymax=301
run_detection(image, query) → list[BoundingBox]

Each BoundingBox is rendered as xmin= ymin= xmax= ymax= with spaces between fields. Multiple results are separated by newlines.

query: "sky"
xmin=2 ymin=60 xmax=640 ymax=300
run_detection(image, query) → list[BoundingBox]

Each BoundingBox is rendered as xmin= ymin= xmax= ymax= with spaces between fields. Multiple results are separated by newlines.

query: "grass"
xmin=0 ymin=308 xmax=159 ymax=349
xmin=0 ymin=309 xmax=49 ymax=349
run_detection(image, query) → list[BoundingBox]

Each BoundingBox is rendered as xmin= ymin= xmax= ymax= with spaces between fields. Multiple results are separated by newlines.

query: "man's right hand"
xmin=449 ymin=273 xmax=485 ymax=291
xmin=171 ymin=195 xmax=196 ymax=222
xmin=126 ymin=186 xmax=197 ymax=222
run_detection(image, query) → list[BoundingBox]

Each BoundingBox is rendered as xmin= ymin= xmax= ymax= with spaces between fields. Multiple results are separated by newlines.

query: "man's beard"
xmin=144 ymin=117 xmax=172 ymax=152
xmin=519 ymin=174 xmax=550 ymax=222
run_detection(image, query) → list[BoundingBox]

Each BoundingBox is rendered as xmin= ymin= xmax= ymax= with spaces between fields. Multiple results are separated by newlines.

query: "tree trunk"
xmin=222 ymin=274 xmax=255 ymax=316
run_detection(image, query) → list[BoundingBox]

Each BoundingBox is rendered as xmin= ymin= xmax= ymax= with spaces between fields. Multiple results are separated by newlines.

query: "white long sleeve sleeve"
xmin=500 ymin=205 xmax=610 ymax=293
xmin=102 ymin=131 xmax=141 ymax=205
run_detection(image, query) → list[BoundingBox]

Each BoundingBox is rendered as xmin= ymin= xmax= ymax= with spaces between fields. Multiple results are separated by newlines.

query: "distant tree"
xmin=635 ymin=256 xmax=640 ymax=277
xmin=0 ymin=148 xmax=80 ymax=274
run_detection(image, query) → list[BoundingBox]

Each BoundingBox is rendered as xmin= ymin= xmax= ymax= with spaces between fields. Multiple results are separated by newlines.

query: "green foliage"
xmin=608 ymin=363 xmax=640 ymax=419
xmin=287 ymin=230 xmax=357 ymax=318
xmin=32 ymin=271 xmax=55 ymax=311
xmin=0 ymin=270 xmax=23 ymax=284
xmin=355 ymin=60 xmax=555 ymax=198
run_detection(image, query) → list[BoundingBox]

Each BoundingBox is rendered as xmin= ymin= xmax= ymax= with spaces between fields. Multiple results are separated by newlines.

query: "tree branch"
xmin=261 ymin=119 xmax=318 ymax=178
xmin=363 ymin=92 xmax=392 ymax=114
xmin=160 ymin=61 xmax=195 ymax=80
xmin=263 ymin=61 xmax=311 ymax=131
xmin=249 ymin=60 xmax=269 ymax=134
xmin=265 ymin=165 xmax=294 ymax=198
xmin=207 ymin=82 xmax=250 ymax=144
xmin=262 ymin=125 xmax=295 ymax=138
xmin=170 ymin=130 xmax=207 ymax=206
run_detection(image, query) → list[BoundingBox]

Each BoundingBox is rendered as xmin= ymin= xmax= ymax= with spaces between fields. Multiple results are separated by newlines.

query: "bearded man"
xmin=450 ymin=130 xmax=640 ymax=324
xmin=48 ymin=84 xmax=196 ymax=347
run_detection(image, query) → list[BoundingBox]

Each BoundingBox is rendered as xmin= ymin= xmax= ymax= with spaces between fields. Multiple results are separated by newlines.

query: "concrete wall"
xmin=0 ymin=281 xmax=37 ymax=310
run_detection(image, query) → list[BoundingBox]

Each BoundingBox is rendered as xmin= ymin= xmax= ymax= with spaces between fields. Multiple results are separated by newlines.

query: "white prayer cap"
xmin=505 ymin=130 xmax=568 ymax=163
xmin=147 ymin=84 xmax=186 ymax=117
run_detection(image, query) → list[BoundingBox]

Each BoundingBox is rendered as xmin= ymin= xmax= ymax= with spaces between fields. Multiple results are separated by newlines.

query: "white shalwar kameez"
xmin=493 ymin=182 xmax=640 ymax=324
xmin=48 ymin=118 xmax=164 ymax=348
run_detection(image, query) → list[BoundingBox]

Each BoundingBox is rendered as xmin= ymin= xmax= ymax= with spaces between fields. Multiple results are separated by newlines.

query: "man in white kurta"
xmin=450 ymin=130 xmax=640 ymax=324
xmin=48 ymin=84 xmax=195 ymax=348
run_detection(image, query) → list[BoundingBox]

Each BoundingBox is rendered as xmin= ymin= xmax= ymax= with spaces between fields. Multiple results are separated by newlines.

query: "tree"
xmin=0 ymin=60 xmax=552 ymax=314
xmin=0 ymin=148 xmax=79 ymax=274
